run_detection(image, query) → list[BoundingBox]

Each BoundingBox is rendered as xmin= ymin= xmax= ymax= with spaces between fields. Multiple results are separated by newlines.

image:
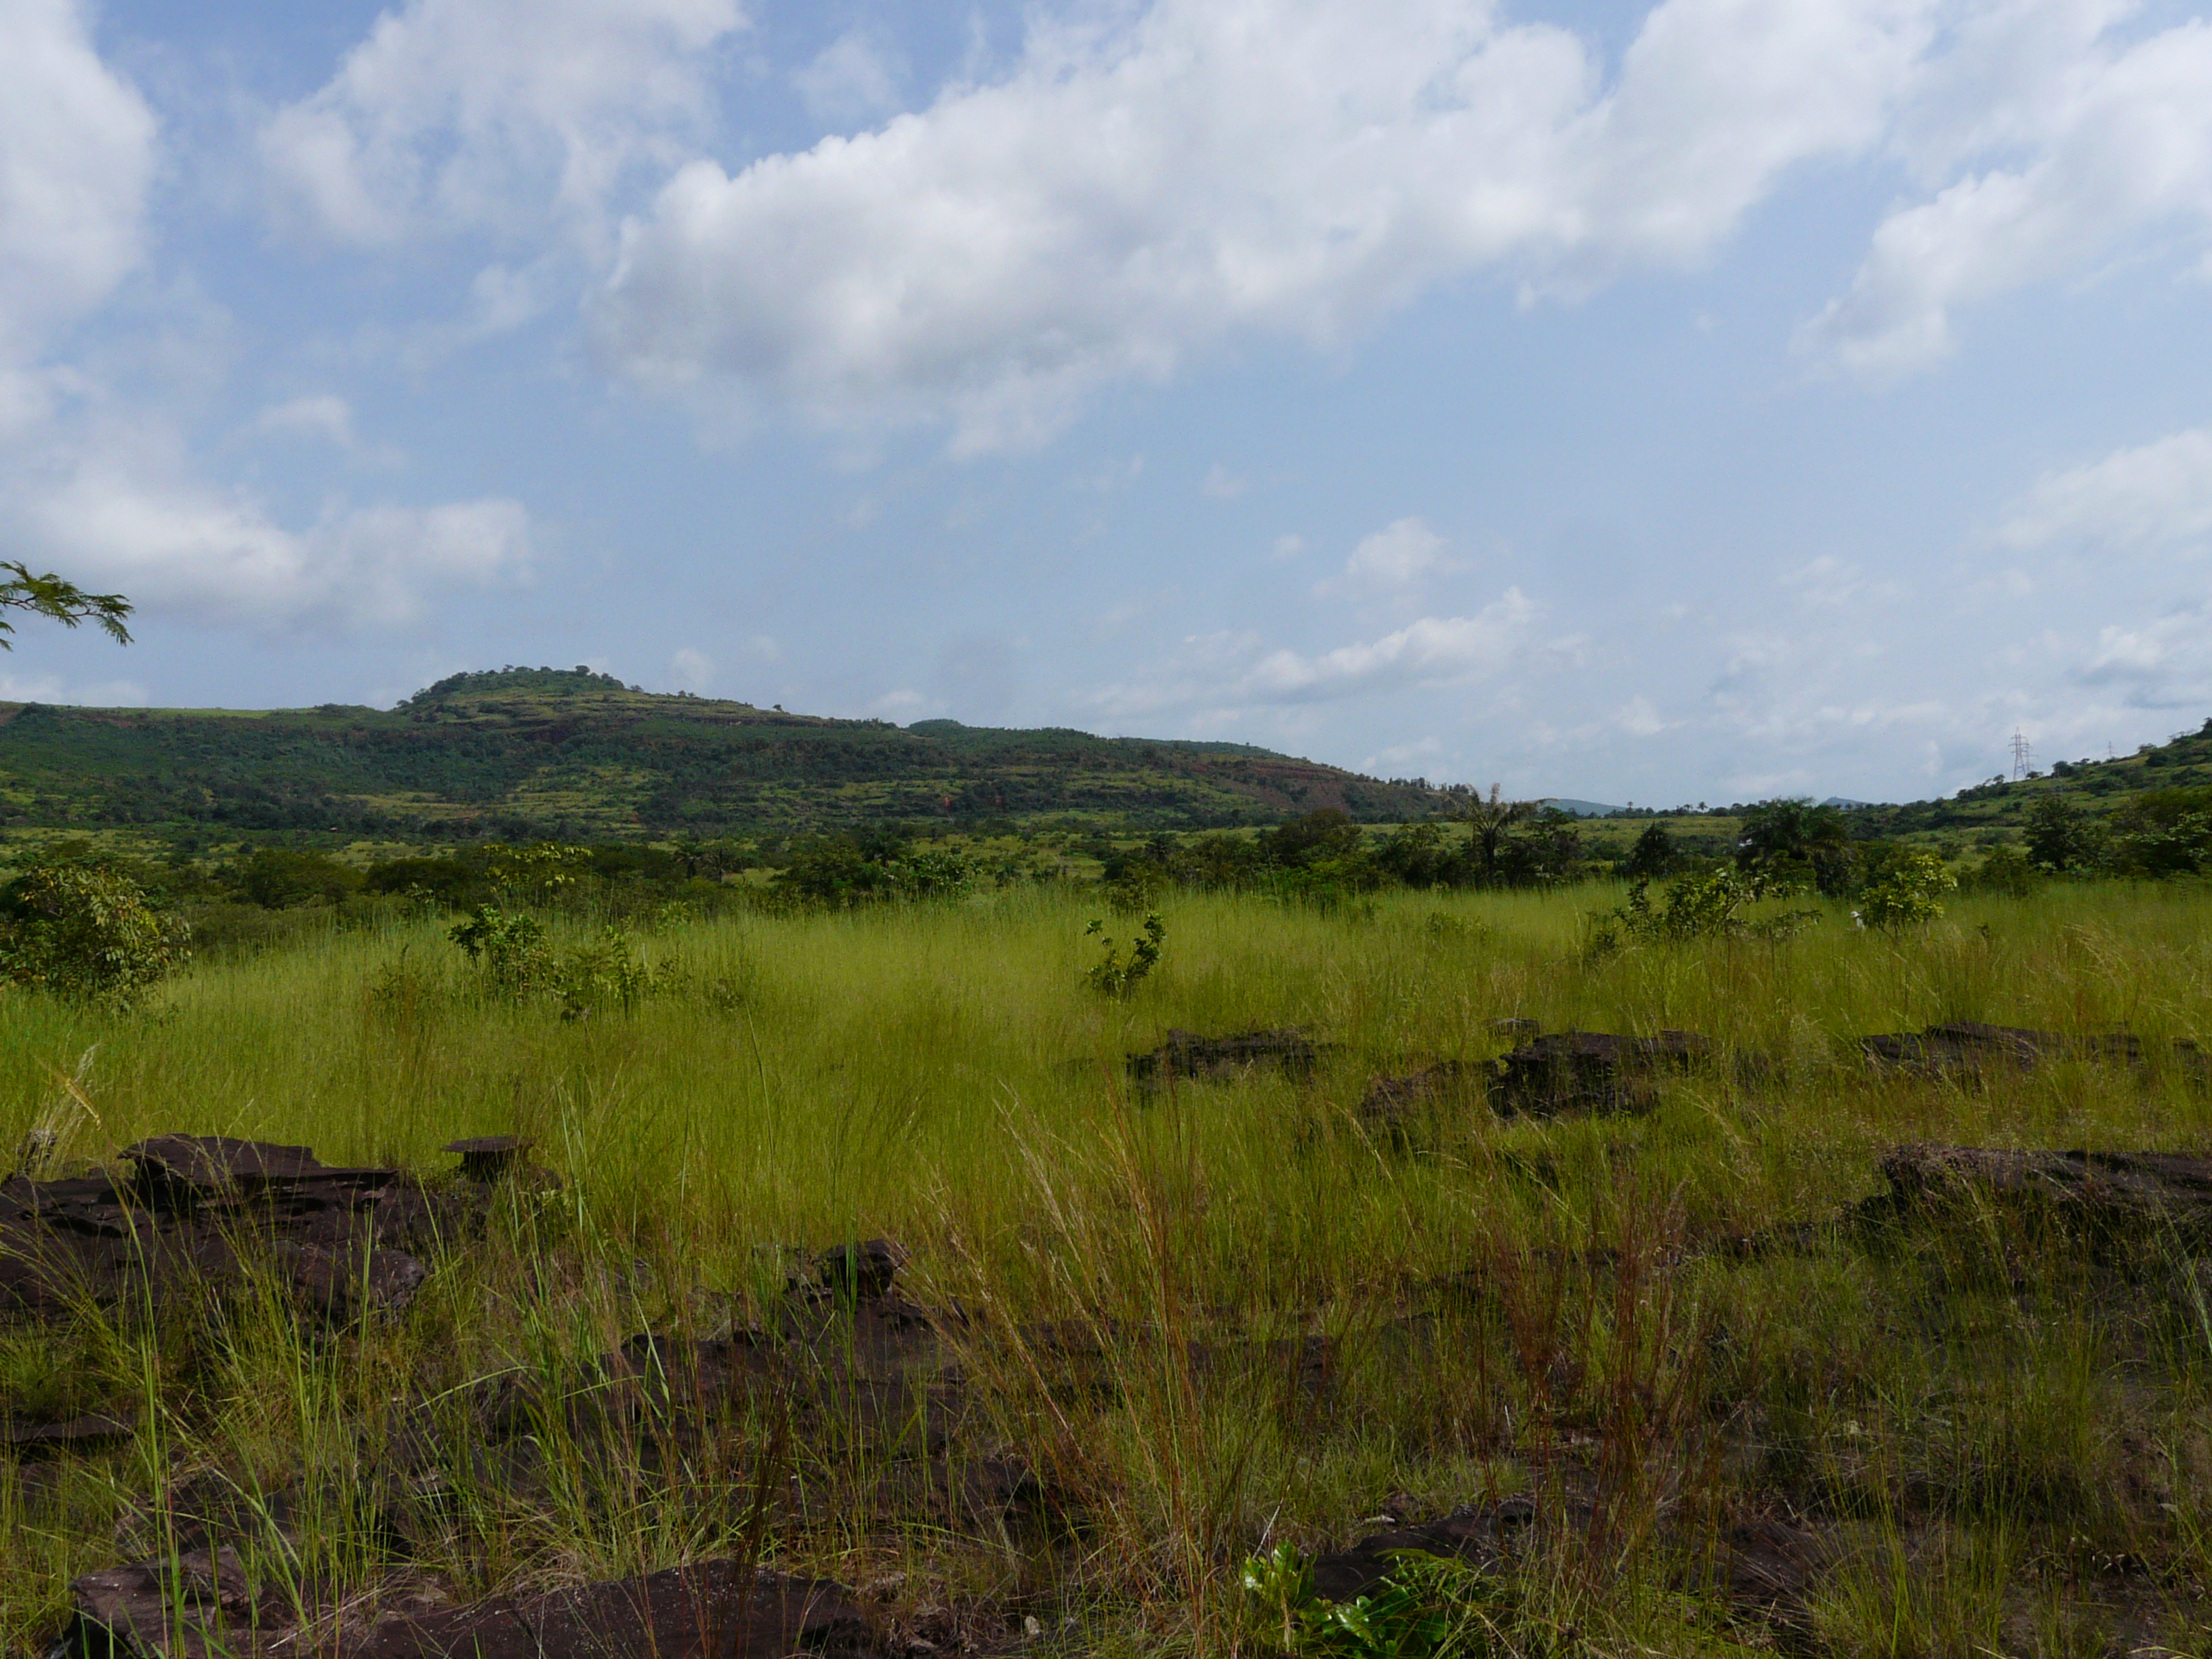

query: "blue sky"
xmin=3 ymin=0 xmax=2211 ymax=805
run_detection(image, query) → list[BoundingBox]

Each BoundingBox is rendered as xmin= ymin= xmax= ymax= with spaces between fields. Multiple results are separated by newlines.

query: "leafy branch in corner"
xmin=0 ymin=562 xmax=132 ymax=649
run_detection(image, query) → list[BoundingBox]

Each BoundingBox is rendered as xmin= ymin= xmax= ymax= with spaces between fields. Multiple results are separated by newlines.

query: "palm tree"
xmin=1458 ymin=783 xmax=1532 ymax=882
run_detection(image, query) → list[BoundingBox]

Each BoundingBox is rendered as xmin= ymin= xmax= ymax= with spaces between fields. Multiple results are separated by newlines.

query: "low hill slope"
xmin=0 ymin=667 xmax=1450 ymax=844
xmin=1852 ymin=718 xmax=2212 ymax=836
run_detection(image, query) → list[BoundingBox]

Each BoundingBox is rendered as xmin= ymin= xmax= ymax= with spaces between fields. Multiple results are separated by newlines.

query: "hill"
xmin=1848 ymin=718 xmax=2212 ymax=837
xmin=0 ymin=667 xmax=1452 ymax=848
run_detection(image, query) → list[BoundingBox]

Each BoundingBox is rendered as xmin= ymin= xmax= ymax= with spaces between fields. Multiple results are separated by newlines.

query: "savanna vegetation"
xmin=5 ymin=834 xmax=2212 ymax=1657
xmin=0 ymin=669 xmax=1446 ymax=847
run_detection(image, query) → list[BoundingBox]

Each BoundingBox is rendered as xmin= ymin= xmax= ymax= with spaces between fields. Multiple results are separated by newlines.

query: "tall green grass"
xmin=3 ymin=879 xmax=2211 ymax=1656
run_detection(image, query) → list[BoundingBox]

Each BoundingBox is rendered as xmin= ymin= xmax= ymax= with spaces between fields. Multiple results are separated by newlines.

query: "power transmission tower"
xmin=2010 ymin=728 xmax=2034 ymax=781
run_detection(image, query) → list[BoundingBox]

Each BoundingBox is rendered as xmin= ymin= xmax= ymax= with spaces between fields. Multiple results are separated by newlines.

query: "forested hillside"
xmin=0 ymin=667 xmax=1449 ymax=847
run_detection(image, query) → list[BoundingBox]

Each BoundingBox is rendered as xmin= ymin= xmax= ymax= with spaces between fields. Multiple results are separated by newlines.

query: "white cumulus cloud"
xmin=670 ymin=645 xmax=714 ymax=689
xmin=793 ymin=28 xmax=905 ymax=125
xmin=1997 ymin=424 xmax=2212 ymax=554
xmin=259 ymin=0 xmax=746 ymax=247
xmin=1246 ymin=594 xmax=1536 ymax=700
xmin=6 ymin=431 xmax=531 ymax=633
xmin=1326 ymin=516 xmax=1455 ymax=591
xmin=593 ymin=0 xmax=1931 ymax=449
xmin=1092 ymin=588 xmax=1538 ymax=719
xmin=0 ymin=0 xmax=156 ymax=373
xmin=1799 ymin=5 xmax=2212 ymax=380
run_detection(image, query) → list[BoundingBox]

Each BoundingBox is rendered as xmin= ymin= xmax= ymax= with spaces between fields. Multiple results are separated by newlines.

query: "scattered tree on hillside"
xmin=2023 ymin=793 xmax=2106 ymax=872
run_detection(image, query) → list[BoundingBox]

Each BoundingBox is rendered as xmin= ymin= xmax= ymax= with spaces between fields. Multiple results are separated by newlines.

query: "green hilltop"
xmin=0 ymin=666 xmax=1452 ymax=848
xmin=1849 ymin=717 xmax=2212 ymax=836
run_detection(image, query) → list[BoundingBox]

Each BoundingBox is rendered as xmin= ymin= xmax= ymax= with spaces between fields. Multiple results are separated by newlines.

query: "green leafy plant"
xmin=1854 ymin=848 xmax=1956 ymax=929
xmin=553 ymin=925 xmax=671 ymax=1019
xmin=1593 ymin=869 xmax=1817 ymax=951
xmin=485 ymin=842 xmax=592 ymax=904
xmin=1084 ymin=911 xmax=1164 ymax=996
xmin=2024 ymin=792 xmax=2106 ymax=872
xmin=1967 ymin=842 xmax=2037 ymax=896
xmin=449 ymin=907 xmax=676 ymax=1016
xmin=1240 ymin=1545 xmax=1551 ymax=1658
xmin=0 ymin=861 xmax=189 ymax=1004
xmin=448 ymin=904 xmax=554 ymax=995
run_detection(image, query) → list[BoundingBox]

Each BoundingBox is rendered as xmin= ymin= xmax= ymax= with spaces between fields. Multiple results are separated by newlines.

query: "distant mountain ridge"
xmin=0 ymin=667 xmax=1454 ymax=846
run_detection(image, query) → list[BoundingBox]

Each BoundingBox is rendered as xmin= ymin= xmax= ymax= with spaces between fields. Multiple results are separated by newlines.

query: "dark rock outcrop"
xmin=1127 ymin=1029 xmax=1321 ymax=1087
xmin=57 ymin=1555 xmax=872 ymax=1659
xmin=1861 ymin=1143 xmax=2212 ymax=1247
xmin=0 ymin=1135 xmax=504 ymax=1322
xmin=1488 ymin=1031 xmax=1709 ymax=1118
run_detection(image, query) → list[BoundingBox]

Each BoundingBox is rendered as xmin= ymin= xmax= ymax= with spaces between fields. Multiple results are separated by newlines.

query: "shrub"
xmin=1594 ymin=869 xmax=1816 ymax=949
xmin=1965 ymin=842 xmax=2037 ymax=897
xmin=2106 ymin=787 xmax=2212 ymax=878
xmin=1084 ymin=912 xmax=1164 ymax=996
xmin=0 ymin=861 xmax=190 ymax=1003
xmin=2023 ymin=793 xmax=2106 ymax=872
xmin=449 ymin=905 xmax=677 ymax=1017
xmin=773 ymin=836 xmax=971 ymax=905
xmin=448 ymin=904 xmax=554 ymax=994
xmin=234 ymin=847 xmax=364 ymax=909
xmin=1856 ymin=848 xmax=1956 ymax=928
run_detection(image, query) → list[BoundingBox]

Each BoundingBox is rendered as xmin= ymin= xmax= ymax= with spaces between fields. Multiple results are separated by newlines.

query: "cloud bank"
xmin=592 ymin=0 xmax=1933 ymax=449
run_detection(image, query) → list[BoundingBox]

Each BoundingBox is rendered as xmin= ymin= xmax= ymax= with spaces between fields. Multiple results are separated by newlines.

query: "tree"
xmin=1736 ymin=799 xmax=1856 ymax=896
xmin=2106 ymin=787 xmax=2212 ymax=877
xmin=236 ymin=848 xmax=364 ymax=908
xmin=1622 ymin=822 xmax=1678 ymax=879
xmin=1458 ymin=783 xmax=1532 ymax=883
xmin=1260 ymin=809 xmax=1361 ymax=867
xmin=0 ymin=861 xmax=188 ymax=1003
xmin=0 ymin=562 xmax=131 ymax=649
xmin=1856 ymin=849 xmax=1957 ymax=928
xmin=2023 ymin=792 xmax=2106 ymax=872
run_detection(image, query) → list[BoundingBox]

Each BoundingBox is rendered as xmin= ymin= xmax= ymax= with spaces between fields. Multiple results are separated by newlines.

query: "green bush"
xmin=2106 ymin=787 xmax=2212 ymax=878
xmin=2024 ymin=793 xmax=2106 ymax=872
xmin=1855 ymin=848 xmax=1957 ymax=928
xmin=0 ymin=861 xmax=190 ymax=1003
xmin=449 ymin=904 xmax=676 ymax=1017
xmin=1965 ymin=842 xmax=2037 ymax=896
xmin=448 ymin=903 xmax=554 ymax=994
xmin=1593 ymin=869 xmax=1818 ymax=949
xmin=233 ymin=847 xmax=364 ymax=908
xmin=1084 ymin=912 xmax=1164 ymax=996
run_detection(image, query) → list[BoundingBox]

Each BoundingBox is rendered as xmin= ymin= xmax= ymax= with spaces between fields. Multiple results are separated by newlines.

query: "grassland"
xmin=5 ymin=880 xmax=2212 ymax=1656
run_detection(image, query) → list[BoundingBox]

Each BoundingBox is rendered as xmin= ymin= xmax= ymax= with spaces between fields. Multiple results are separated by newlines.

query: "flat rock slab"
xmin=59 ymin=1557 xmax=870 ymax=1659
xmin=1489 ymin=1030 xmax=1709 ymax=1118
xmin=0 ymin=1410 xmax=136 ymax=1452
xmin=63 ymin=1547 xmax=268 ymax=1659
xmin=1356 ymin=1063 xmax=1479 ymax=1129
xmin=0 ymin=1134 xmax=498 ymax=1323
xmin=1861 ymin=1022 xmax=2207 ymax=1080
xmin=1127 ymin=1029 xmax=1321 ymax=1087
xmin=1866 ymin=1143 xmax=2212 ymax=1244
xmin=355 ymin=1564 xmax=871 ymax=1659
